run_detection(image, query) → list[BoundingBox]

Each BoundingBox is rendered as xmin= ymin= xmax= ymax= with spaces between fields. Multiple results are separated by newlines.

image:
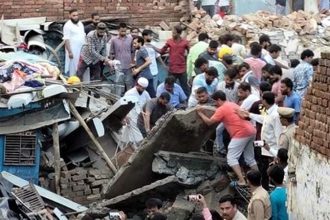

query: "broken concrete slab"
xmin=166 ymin=195 xmax=195 ymax=220
xmin=102 ymin=107 xmax=216 ymax=198
xmin=100 ymin=176 xmax=182 ymax=212
xmin=152 ymin=151 xmax=221 ymax=185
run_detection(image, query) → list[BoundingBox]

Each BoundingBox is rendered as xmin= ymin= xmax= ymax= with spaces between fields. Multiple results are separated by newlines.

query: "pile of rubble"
xmin=182 ymin=9 xmax=330 ymax=59
xmin=97 ymin=108 xmax=239 ymax=219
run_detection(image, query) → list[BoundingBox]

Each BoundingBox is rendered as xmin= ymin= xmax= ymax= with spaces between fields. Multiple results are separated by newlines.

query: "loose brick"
xmin=72 ymin=185 xmax=85 ymax=192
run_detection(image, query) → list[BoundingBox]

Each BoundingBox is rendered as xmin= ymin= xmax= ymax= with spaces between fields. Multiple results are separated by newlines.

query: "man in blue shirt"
xmin=280 ymin=77 xmax=301 ymax=124
xmin=293 ymin=49 xmax=314 ymax=98
xmin=156 ymin=76 xmax=187 ymax=109
xmin=268 ymin=165 xmax=288 ymax=220
xmin=132 ymin=36 xmax=155 ymax=97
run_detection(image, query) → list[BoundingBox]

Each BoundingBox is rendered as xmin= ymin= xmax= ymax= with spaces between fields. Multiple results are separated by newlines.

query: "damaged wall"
xmin=288 ymin=142 xmax=330 ymax=219
xmin=0 ymin=0 xmax=189 ymax=27
xmin=289 ymin=52 xmax=330 ymax=219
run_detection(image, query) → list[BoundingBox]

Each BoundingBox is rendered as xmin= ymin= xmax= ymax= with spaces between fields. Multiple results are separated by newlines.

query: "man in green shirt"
xmin=186 ymin=33 xmax=209 ymax=81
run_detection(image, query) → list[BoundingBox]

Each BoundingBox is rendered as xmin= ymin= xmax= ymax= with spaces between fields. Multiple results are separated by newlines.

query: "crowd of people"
xmin=62 ymin=8 xmax=318 ymax=220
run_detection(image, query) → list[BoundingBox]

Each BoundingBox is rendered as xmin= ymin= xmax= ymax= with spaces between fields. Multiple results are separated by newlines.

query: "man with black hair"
xmin=145 ymin=198 xmax=163 ymax=216
xmin=199 ymin=40 xmax=229 ymax=80
xmin=199 ymin=40 xmax=219 ymax=62
xmin=246 ymin=170 xmax=272 ymax=220
xmin=237 ymin=92 xmax=283 ymax=157
xmin=155 ymin=25 xmax=190 ymax=96
xmin=188 ymin=66 xmax=219 ymax=108
xmin=187 ymin=33 xmax=209 ymax=79
xmin=195 ymin=87 xmax=215 ymax=106
xmin=218 ymin=195 xmax=246 ymax=220
xmin=259 ymin=34 xmax=271 ymax=57
xmin=217 ymin=68 xmax=240 ymax=103
xmin=280 ymin=78 xmax=301 ymax=123
xmin=84 ymin=12 xmax=100 ymax=34
xmin=110 ymin=23 xmax=134 ymax=91
xmin=276 ymin=148 xmax=289 ymax=185
xmin=218 ymin=34 xmax=234 ymax=61
xmin=142 ymin=29 xmax=166 ymax=90
xmin=238 ymin=62 xmax=260 ymax=97
xmin=197 ymin=90 xmax=258 ymax=186
xmin=283 ymin=59 xmax=300 ymax=80
xmin=244 ymin=43 xmax=266 ymax=82
xmin=248 ymin=82 xmax=272 ymax=190
xmin=238 ymin=82 xmax=260 ymax=111
xmin=156 ymin=76 xmax=187 ymax=109
xmin=269 ymin=65 xmax=283 ymax=97
xmin=137 ymin=92 xmax=172 ymax=137
xmin=77 ymin=22 xmax=110 ymax=81
xmin=132 ymin=36 xmax=155 ymax=97
xmin=264 ymin=44 xmax=280 ymax=65
xmin=268 ymin=165 xmax=288 ymax=220
xmin=63 ymin=9 xmax=85 ymax=76
xmin=264 ymin=44 xmax=289 ymax=69
xmin=293 ymin=49 xmax=314 ymax=98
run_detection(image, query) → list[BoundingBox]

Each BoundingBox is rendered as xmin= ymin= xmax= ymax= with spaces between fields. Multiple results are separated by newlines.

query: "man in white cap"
xmin=123 ymin=77 xmax=151 ymax=144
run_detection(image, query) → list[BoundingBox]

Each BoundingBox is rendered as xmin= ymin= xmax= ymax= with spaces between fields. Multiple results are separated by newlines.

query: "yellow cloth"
xmin=218 ymin=46 xmax=233 ymax=59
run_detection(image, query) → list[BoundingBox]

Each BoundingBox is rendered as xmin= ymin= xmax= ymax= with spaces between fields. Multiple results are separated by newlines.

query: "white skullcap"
xmin=137 ymin=77 xmax=149 ymax=88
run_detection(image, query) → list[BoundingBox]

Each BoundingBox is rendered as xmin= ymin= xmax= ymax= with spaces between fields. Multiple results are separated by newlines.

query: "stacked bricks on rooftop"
xmin=60 ymin=168 xmax=111 ymax=204
xmin=295 ymin=52 xmax=330 ymax=157
xmin=0 ymin=0 xmax=189 ymax=27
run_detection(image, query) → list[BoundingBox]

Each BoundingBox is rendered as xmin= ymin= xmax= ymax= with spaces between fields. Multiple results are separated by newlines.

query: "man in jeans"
xmin=109 ymin=23 xmax=134 ymax=91
xmin=132 ymin=36 xmax=155 ymax=97
xmin=201 ymin=0 xmax=217 ymax=17
xmin=77 ymin=22 xmax=110 ymax=81
xmin=155 ymin=25 xmax=190 ymax=97
xmin=197 ymin=91 xmax=258 ymax=186
xmin=276 ymin=0 xmax=286 ymax=15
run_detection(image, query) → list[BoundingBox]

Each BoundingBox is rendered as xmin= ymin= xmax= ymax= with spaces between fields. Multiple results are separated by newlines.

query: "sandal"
xmin=230 ymin=180 xmax=248 ymax=188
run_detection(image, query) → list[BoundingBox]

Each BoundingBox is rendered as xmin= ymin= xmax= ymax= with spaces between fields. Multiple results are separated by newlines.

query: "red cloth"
xmin=160 ymin=38 xmax=189 ymax=74
xmin=211 ymin=101 xmax=256 ymax=138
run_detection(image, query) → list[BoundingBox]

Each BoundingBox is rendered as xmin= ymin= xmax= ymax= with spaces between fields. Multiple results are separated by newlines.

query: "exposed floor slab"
xmin=103 ymin=107 xmax=216 ymax=198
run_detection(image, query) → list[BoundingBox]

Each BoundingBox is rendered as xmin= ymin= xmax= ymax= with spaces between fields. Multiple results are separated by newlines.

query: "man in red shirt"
xmin=197 ymin=90 xmax=258 ymax=186
xmin=155 ymin=25 xmax=190 ymax=96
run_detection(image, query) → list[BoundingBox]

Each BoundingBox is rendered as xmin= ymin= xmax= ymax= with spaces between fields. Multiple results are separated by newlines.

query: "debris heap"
xmin=183 ymin=9 xmax=330 ymax=58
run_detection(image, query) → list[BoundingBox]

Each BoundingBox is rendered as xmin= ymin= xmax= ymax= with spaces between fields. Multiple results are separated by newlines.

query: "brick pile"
xmin=0 ymin=0 xmax=189 ymax=27
xmin=60 ymin=167 xmax=111 ymax=204
xmin=295 ymin=52 xmax=330 ymax=156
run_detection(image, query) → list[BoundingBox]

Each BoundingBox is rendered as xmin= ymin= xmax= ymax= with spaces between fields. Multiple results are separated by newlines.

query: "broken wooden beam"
xmin=52 ymin=123 xmax=61 ymax=194
xmin=69 ymin=101 xmax=117 ymax=174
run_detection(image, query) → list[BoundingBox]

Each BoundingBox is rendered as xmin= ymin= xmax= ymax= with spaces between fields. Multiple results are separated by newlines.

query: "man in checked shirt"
xmin=77 ymin=22 xmax=112 ymax=81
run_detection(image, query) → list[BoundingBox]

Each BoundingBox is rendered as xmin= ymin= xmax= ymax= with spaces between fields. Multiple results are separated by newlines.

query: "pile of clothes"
xmin=0 ymin=60 xmax=59 ymax=93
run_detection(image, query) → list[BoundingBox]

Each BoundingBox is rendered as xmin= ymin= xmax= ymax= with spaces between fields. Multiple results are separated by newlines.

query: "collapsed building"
xmin=0 ymin=2 xmax=330 ymax=219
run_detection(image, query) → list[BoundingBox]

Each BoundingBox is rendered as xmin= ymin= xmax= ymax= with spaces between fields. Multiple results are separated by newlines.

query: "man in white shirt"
xmin=142 ymin=29 xmax=166 ymax=91
xmin=124 ymin=77 xmax=151 ymax=142
xmin=63 ymin=9 xmax=86 ymax=76
xmin=231 ymin=35 xmax=247 ymax=59
xmin=237 ymin=92 xmax=283 ymax=157
xmin=264 ymin=44 xmax=288 ymax=69
xmin=238 ymin=82 xmax=260 ymax=111
xmin=217 ymin=68 xmax=240 ymax=103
